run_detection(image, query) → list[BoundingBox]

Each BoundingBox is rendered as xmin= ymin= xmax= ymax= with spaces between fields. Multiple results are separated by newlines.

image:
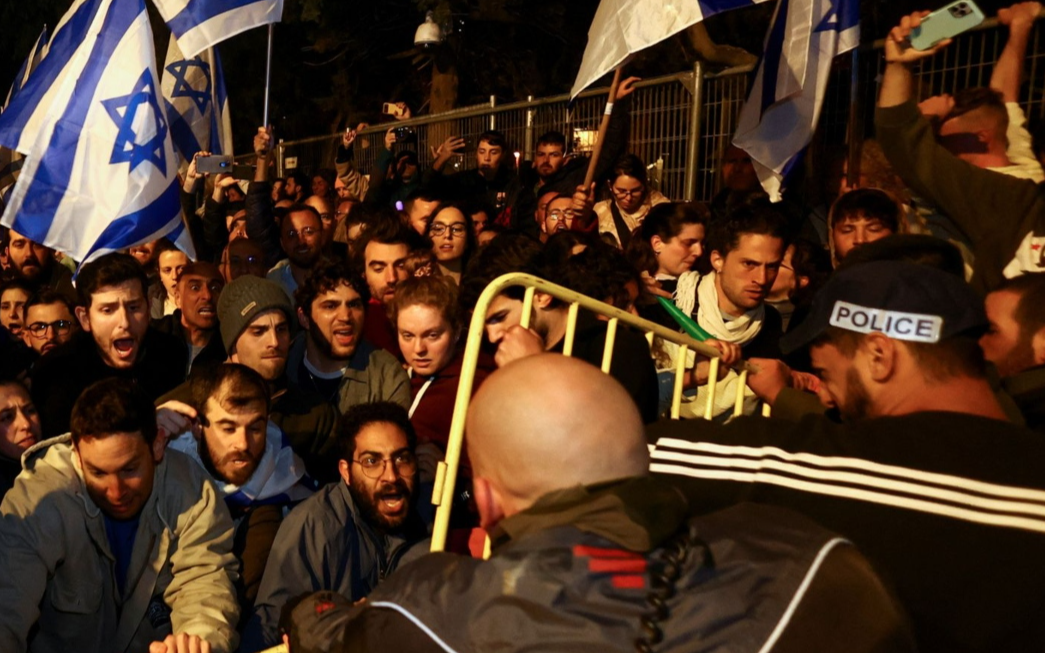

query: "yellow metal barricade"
xmin=429 ymin=273 xmax=753 ymax=553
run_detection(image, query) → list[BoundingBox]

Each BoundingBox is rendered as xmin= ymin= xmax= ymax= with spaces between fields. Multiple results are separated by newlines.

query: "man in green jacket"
xmin=0 ymin=378 xmax=240 ymax=653
xmin=876 ymin=10 xmax=1045 ymax=294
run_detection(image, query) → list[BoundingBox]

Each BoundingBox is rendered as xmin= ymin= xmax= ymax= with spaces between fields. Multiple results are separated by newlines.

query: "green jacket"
xmin=0 ymin=436 xmax=240 ymax=653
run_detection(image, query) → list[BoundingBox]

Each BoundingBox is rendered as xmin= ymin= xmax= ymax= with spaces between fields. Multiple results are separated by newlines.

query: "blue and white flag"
xmin=152 ymin=0 xmax=284 ymax=59
xmin=4 ymin=25 xmax=50 ymax=109
xmin=0 ymin=0 xmax=190 ymax=265
xmin=732 ymin=0 xmax=860 ymax=201
xmin=571 ymin=0 xmax=773 ymax=99
xmin=161 ymin=35 xmax=233 ymax=172
xmin=1 ymin=25 xmax=50 ymax=205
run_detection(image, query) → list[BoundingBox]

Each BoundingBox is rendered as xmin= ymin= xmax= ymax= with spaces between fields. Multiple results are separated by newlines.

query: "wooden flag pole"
xmin=583 ymin=65 xmax=624 ymax=189
xmin=262 ymin=24 xmax=274 ymax=127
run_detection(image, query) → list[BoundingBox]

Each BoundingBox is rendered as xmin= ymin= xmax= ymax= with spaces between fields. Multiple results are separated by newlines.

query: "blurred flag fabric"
xmin=0 ymin=0 xmax=190 ymax=265
xmin=732 ymin=0 xmax=860 ymax=201
xmin=161 ymin=35 xmax=233 ymax=172
xmin=571 ymin=0 xmax=773 ymax=98
xmin=151 ymin=0 xmax=284 ymax=59
xmin=1 ymin=25 xmax=50 ymax=205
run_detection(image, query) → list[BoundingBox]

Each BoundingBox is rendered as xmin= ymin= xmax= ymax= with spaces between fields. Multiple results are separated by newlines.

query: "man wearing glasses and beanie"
xmin=241 ymin=401 xmax=427 ymax=652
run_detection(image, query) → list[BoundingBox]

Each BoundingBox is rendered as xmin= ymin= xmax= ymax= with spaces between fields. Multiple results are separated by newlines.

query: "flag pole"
xmin=583 ymin=65 xmax=623 ymax=189
xmin=262 ymin=24 xmax=274 ymax=127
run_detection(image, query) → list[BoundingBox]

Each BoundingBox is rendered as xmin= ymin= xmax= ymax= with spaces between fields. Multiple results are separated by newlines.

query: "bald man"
xmin=329 ymin=356 xmax=915 ymax=653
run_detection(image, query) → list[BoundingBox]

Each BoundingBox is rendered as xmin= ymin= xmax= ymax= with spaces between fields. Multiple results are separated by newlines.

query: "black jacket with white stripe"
xmin=648 ymin=411 xmax=1045 ymax=653
xmin=339 ymin=477 xmax=914 ymax=653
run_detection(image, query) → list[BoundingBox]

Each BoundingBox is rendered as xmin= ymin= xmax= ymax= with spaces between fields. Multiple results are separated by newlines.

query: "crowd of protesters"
xmin=2 ymin=5 xmax=1045 ymax=653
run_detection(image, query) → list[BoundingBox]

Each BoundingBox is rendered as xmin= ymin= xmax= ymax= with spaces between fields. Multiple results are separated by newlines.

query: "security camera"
xmin=414 ymin=11 xmax=443 ymax=52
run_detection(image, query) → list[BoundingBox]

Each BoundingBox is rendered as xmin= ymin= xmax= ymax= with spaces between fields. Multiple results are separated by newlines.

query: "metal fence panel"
xmin=264 ymin=17 xmax=1045 ymax=206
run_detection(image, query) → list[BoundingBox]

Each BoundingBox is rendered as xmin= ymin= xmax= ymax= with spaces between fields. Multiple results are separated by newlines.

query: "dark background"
xmin=0 ymin=0 xmax=1016 ymax=152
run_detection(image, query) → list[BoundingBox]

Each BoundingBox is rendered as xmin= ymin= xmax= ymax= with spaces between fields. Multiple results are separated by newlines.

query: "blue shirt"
xmin=104 ymin=514 xmax=141 ymax=595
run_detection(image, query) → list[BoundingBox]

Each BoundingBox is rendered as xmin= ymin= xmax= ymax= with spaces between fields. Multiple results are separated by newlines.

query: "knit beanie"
xmin=217 ymin=276 xmax=293 ymax=351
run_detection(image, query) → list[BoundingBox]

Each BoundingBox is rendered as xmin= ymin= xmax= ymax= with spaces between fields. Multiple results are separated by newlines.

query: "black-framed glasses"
xmin=612 ymin=187 xmax=644 ymax=198
xmin=353 ymin=452 xmax=417 ymax=479
xmin=430 ymin=223 xmax=467 ymax=237
xmin=27 ymin=320 xmax=74 ymax=338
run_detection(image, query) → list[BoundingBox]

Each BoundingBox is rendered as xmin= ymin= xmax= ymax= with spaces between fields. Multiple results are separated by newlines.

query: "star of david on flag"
xmin=161 ymin=34 xmax=233 ymax=171
xmin=166 ymin=58 xmax=211 ymax=113
xmin=0 ymin=0 xmax=188 ymax=266
xmin=103 ymin=68 xmax=169 ymax=174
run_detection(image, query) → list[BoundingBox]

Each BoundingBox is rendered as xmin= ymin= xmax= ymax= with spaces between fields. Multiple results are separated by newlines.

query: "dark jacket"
xmin=363 ymin=147 xmax=421 ymax=208
xmin=150 ymin=310 xmax=227 ymax=380
xmin=31 ymin=329 xmax=187 ymax=438
xmin=876 ymin=99 xmax=1045 ymax=294
xmin=0 ymin=455 xmax=20 ymax=499
xmin=340 ymin=477 xmax=915 ymax=653
xmin=518 ymin=94 xmax=631 ymax=199
xmin=1001 ymin=365 xmax=1045 ymax=434
xmin=244 ymin=181 xmax=283 ymax=269
xmin=424 ymin=164 xmax=537 ymax=239
xmin=648 ymin=411 xmax=1045 ymax=653
xmin=241 ymin=480 xmax=426 ymax=652
xmin=547 ymin=312 xmax=660 ymax=423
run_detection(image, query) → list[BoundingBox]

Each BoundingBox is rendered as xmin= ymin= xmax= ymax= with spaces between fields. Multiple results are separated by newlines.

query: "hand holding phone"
xmin=910 ymin=0 xmax=984 ymax=50
xmin=197 ymin=154 xmax=234 ymax=174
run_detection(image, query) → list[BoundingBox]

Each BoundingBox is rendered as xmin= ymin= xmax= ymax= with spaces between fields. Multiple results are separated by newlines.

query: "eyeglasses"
xmin=286 ymin=226 xmax=319 ymax=238
xmin=430 ymin=223 xmax=467 ymax=237
xmin=353 ymin=452 xmax=417 ymax=479
xmin=27 ymin=320 xmax=74 ymax=338
xmin=546 ymin=209 xmax=575 ymax=224
xmin=612 ymin=187 xmax=644 ymax=198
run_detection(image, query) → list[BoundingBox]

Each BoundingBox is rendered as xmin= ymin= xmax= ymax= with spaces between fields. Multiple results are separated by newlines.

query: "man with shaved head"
xmin=330 ymin=356 xmax=915 ymax=653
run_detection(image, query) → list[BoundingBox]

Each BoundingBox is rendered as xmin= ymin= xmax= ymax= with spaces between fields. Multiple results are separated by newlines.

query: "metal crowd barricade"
xmin=428 ymin=272 xmax=753 ymax=553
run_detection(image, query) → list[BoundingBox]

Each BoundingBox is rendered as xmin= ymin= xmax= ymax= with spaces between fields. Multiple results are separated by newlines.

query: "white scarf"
xmin=669 ymin=271 xmax=762 ymax=419
xmin=693 ymin=271 xmax=764 ymax=346
xmin=168 ymin=421 xmax=314 ymax=512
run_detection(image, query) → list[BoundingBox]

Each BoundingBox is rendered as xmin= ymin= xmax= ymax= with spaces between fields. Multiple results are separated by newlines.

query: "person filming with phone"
xmin=876 ymin=3 xmax=1045 ymax=293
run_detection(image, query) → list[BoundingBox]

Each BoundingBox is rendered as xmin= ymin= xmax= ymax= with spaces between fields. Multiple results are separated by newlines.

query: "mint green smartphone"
xmin=910 ymin=0 xmax=985 ymax=50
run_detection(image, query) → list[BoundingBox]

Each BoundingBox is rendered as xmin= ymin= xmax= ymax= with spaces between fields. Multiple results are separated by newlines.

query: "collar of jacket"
xmin=1002 ymin=365 xmax=1045 ymax=417
xmin=287 ymin=332 xmax=378 ymax=384
xmin=488 ymin=476 xmax=688 ymax=554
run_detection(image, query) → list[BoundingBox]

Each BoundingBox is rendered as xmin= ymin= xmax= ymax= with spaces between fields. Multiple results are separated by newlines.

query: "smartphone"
xmin=382 ymin=102 xmax=404 ymax=117
xmin=910 ymin=0 xmax=985 ymax=51
xmin=196 ymin=154 xmax=234 ymax=174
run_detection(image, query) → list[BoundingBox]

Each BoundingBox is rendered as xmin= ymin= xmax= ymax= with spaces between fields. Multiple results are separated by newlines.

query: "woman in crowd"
xmin=596 ymin=154 xmax=670 ymax=249
xmin=0 ymin=380 xmax=41 ymax=496
xmin=148 ymin=238 xmax=189 ymax=319
xmin=394 ymin=276 xmax=493 ymax=462
xmin=426 ymin=203 xmax=477 ymax=285
xmin=626 ymin=202 xmax=709 ymax=329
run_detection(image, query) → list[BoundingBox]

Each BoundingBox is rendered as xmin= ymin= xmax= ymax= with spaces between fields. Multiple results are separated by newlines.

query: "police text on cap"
xmin=828 ymin=301 xmax=942 ymax=343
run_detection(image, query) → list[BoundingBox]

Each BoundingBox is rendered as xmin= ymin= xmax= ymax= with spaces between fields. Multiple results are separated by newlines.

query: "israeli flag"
xmin=4 ymin=25 xmax=50 ymax=109
xmin=1 ymin=25 xmax=50 ymax=205
xmin=0 ymin=0 xmax=190 ymax=265
xmin=572 ymin=0 xmax=773 ymax=99
xmin=151 ymin=0 xmax=284 ymax=59
xmin=732 ymin=0 xmax=859 ymax=201
xmin=161 ymin=35 xmax=234 ymax=172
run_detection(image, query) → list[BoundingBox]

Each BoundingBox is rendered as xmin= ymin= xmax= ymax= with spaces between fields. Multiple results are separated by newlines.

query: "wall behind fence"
xmin=262 ymin=17 xmax=1045 ymax=206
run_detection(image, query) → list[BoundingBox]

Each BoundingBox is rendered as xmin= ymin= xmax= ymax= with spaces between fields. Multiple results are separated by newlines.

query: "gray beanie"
xmin=217 ymin=276 xmax=293 ymax=351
